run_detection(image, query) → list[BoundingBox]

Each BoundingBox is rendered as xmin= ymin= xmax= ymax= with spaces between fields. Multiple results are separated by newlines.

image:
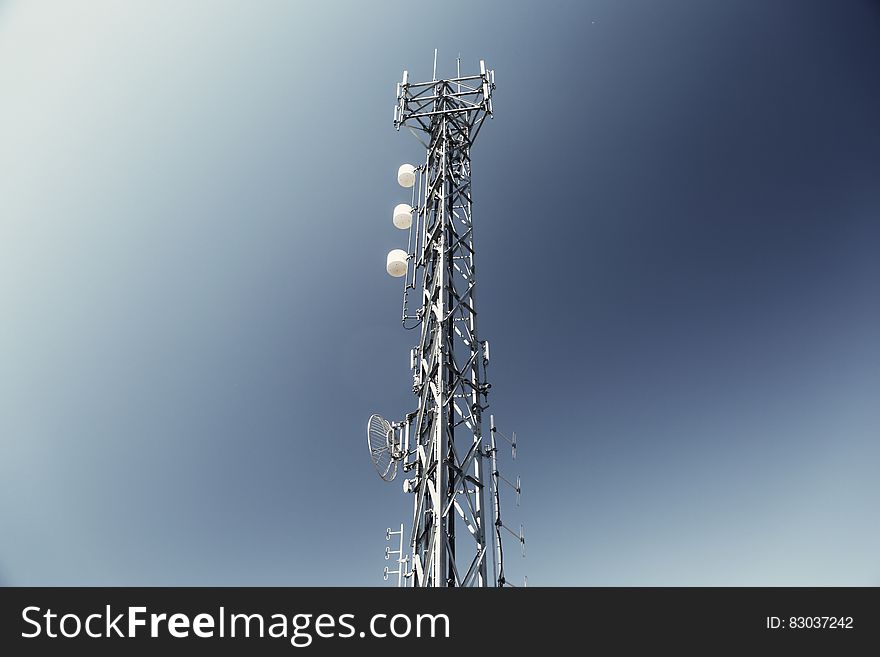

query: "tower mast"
xmin=370 ymin=57 xmax=523 ymax=587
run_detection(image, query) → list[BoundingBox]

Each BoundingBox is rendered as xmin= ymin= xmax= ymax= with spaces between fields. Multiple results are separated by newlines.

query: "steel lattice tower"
xmin=368 ymin=56 xmax=523 ymax=588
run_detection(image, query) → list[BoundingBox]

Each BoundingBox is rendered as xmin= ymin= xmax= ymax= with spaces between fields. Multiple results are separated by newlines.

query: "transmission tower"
xmin=367 ymin=55 xmax=524 ymax=587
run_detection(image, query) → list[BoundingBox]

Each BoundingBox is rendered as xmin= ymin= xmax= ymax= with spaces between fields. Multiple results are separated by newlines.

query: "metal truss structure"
xmin=369 ymin=57 xmax=524 ymax=588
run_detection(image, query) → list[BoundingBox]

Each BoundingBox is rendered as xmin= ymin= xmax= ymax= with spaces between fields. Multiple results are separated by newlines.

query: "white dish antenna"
xmin=397 ymin=163 xmax=416 ymax=188
xmin=386 ymin=249 xmax=408 ymax=277
xmin=392 ymin=203 xmax=413 ymax=230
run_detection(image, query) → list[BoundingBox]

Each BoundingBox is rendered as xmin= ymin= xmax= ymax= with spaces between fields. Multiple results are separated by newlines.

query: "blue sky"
xmin=1 ymin=0 xmax=878 ymax=585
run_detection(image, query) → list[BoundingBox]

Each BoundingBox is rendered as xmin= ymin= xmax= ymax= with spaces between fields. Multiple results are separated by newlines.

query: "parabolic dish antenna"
xmin=367 ymin=413 xmax=399 ymax=482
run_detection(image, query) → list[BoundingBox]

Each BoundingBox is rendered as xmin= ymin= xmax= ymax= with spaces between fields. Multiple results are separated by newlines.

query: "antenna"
xmin=490 ymin=414 xmax=526 ymax=585
xmin=366 ymin=414 xmax=404 ymax=482
xmin=384 ymin=524 xmax=409 ymax=587
xmin=370 ymin=56 xmax=524 ymax=587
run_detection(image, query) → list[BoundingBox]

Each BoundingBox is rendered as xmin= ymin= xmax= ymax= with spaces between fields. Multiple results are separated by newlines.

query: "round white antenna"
xmin=386 ymin=249 xmax=408 ymax=277
xmin=393 ymin=203 xmax=413 ymax=230
xmin=397 ymin=163 xmax=416 ymax=188
xmin=367 ymin=413 xmax=399 ymax=481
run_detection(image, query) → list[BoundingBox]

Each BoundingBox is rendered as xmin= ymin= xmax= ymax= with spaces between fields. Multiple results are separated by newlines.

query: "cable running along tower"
xmin=368 ymin=56 xmax=524 ymax=587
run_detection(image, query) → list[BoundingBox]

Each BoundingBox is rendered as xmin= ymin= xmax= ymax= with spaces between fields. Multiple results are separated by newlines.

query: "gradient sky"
xmin=1 ymin=0 xmax=878 ymax=586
